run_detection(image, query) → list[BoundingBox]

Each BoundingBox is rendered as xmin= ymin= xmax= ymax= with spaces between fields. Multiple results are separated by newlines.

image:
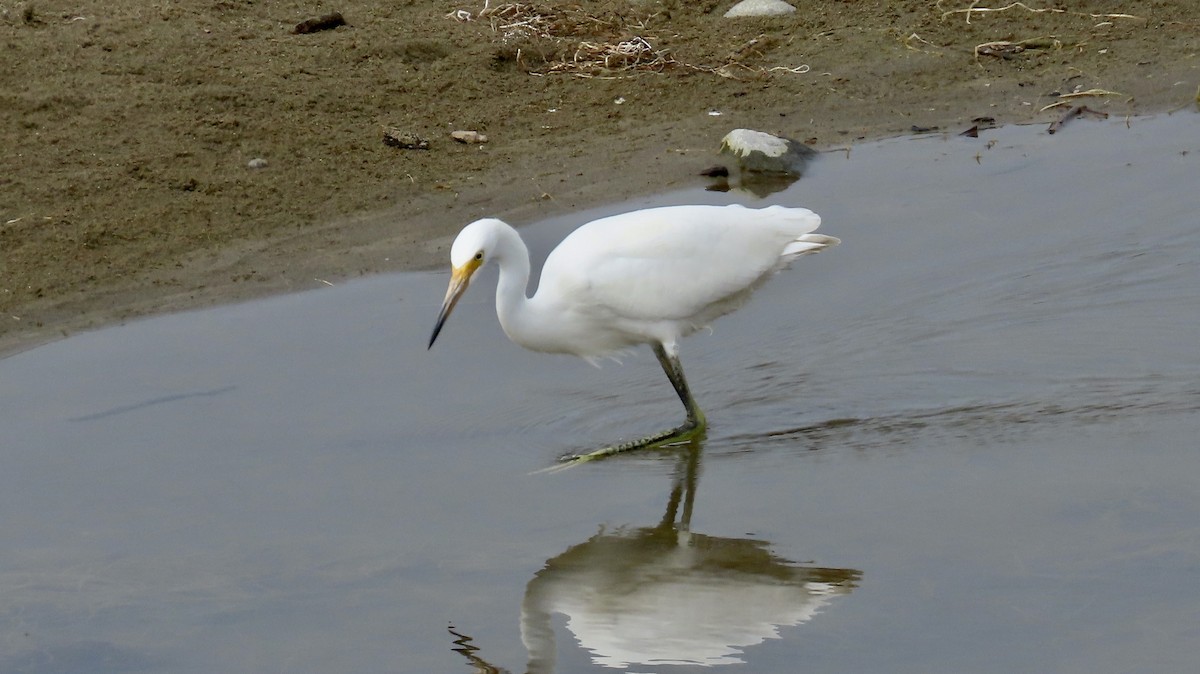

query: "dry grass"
xmin=448 ymin=2 xmax=557 ymax=41
xmin=449 ymin=1 xmax=673 ymax=76
xmin=937 ymin=1 xmax=1145 ymax=25
xmin=449 ymin=1 xmax=810 ymax=80
xmin=929 ymin=2 xmax=1150 ymax=67
xmin=1039 ymin=88 xmax=1127 ymax=111
xmin=545 ymin=36 xmax=674 ymax=77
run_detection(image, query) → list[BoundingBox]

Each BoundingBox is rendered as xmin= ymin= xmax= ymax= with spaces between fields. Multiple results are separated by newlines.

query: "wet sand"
xmin=2 ymin=0 xmax=1197 ymax=355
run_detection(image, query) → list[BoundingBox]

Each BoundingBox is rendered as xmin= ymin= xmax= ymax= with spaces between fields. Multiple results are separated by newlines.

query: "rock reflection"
xmin=705 ymin=170 xmax=803 ymax=198
xmin=705 ymin=131 xmax=817 ymax=198
xmin=497 ymin=446 xmax=859 ymax=672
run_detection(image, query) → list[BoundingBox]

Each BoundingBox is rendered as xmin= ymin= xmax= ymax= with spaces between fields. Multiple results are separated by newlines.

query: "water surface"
xmin=2 ymin=113 xmax=1198 ymax=673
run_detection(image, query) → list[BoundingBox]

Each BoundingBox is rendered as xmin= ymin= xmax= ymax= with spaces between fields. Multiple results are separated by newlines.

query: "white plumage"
xmin=429 ymin=204 xmax=839 ymax=460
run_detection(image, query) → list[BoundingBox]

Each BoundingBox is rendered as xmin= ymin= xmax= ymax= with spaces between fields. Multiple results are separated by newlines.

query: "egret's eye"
xmin=474 ymin=251 xmax=484 ymax=261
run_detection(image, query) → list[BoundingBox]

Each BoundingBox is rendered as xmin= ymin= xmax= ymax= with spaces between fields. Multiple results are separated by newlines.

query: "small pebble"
xmin=383 ymin=128 xmax=430 ymax=149
xmin=450 ymin=130 xmax=488 ymax=144
xmin=292 ymin=12 xmax=345 ymax=35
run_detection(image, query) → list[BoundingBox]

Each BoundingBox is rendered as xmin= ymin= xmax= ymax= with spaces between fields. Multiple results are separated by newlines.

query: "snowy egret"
xmin=428 ymin=204 xmax=839 ymax=461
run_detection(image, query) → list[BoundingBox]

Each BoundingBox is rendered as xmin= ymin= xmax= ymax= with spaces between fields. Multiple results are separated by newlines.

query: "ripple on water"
xmin=715 ymin=376 xmax=1200 ymax=458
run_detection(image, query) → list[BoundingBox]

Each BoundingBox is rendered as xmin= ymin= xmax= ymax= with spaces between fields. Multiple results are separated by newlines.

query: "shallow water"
xmin=2 ymin=113 xmax=1199 ymax=673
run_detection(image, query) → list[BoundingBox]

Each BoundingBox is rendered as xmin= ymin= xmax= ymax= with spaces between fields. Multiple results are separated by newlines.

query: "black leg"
xmin=555 ymin=342 xmax=707 ymax=464
xmin=652 ymin=343 xmax=705 ymax=428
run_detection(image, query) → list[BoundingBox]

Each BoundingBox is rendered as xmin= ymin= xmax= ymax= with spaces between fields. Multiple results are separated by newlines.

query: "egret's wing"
xmin=540 ymin=205 xmax=824 ymax=322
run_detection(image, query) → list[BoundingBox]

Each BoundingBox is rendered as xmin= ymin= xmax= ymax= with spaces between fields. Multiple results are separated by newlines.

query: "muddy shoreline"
xmin=3 ymin=1 xmax=1197 ymax=356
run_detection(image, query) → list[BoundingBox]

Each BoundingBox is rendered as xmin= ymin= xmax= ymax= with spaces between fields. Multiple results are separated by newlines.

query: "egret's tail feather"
xmin=783 ymin=233 xmax=840 ymax=258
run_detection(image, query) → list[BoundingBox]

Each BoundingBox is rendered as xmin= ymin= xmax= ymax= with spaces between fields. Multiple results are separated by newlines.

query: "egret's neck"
xmin=492 ymin=225 xmax=537 ymax=346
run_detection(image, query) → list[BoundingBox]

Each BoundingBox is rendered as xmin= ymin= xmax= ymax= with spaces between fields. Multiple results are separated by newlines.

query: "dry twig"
xmin=1038 ymin=88 xmax=1125 ymax=111
xmin=1047 ymin=105 xmax=1107 ymax=134
xmin=903 ymin=32 xmax=944 ymax=54
xmin=973 ymin=35 xmax=1060 ymax=60
xmin=940 ymin=1 xmax=1144 ymax=25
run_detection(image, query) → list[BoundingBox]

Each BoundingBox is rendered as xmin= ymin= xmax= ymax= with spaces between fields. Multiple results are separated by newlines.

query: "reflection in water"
xmin=449 ymin=626 xmax=510 ymax=674
xmin=453 ymin=446 xmax=861 ymax=672
xmin=705 ymin=170 xmax=802 ymax=198
xmin=706 ymin=132 xmax=817 ymax=197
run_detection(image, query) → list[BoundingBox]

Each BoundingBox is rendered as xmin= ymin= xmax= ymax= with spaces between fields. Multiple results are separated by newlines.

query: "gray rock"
xmin=450 ymin=130 xmax=488 ymax=144
xmin=724 ymin=0 xmax=797 ymax=19
xmin=711 ymin=129 xmax=816 ymax=197
xmin=719 ymin=129 xmax=813 ymax=175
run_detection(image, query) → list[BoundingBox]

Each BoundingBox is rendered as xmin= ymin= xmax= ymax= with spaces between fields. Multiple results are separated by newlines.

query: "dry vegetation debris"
xmin=905 ymin=1 xmax=1155 ymax=64
xmin=937 ymin=1 xmax=1146 ymax=25
xmin=447 ymin=1 xmax=809 ymax=79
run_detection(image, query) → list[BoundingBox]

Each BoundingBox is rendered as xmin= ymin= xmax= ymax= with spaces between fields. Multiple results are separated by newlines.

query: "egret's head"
xmin=428 ymin=219 xmax=504 ymax=349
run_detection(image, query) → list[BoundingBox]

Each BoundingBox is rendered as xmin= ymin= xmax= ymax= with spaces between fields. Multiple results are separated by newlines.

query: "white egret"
xmin=428 ymin=204 xmax=839 ymax=461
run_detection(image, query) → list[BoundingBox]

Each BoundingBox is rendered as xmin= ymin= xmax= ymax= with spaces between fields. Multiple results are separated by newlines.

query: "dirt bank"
xmin=2 ymin=0 xmax=1197 ymax=355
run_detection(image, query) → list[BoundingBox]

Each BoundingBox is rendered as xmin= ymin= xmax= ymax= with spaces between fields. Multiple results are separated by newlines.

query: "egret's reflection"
xmin=523 ymin=447 xmax=859 ymax=670
xmin=453 ymin=445 xmax=861 ymax=672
